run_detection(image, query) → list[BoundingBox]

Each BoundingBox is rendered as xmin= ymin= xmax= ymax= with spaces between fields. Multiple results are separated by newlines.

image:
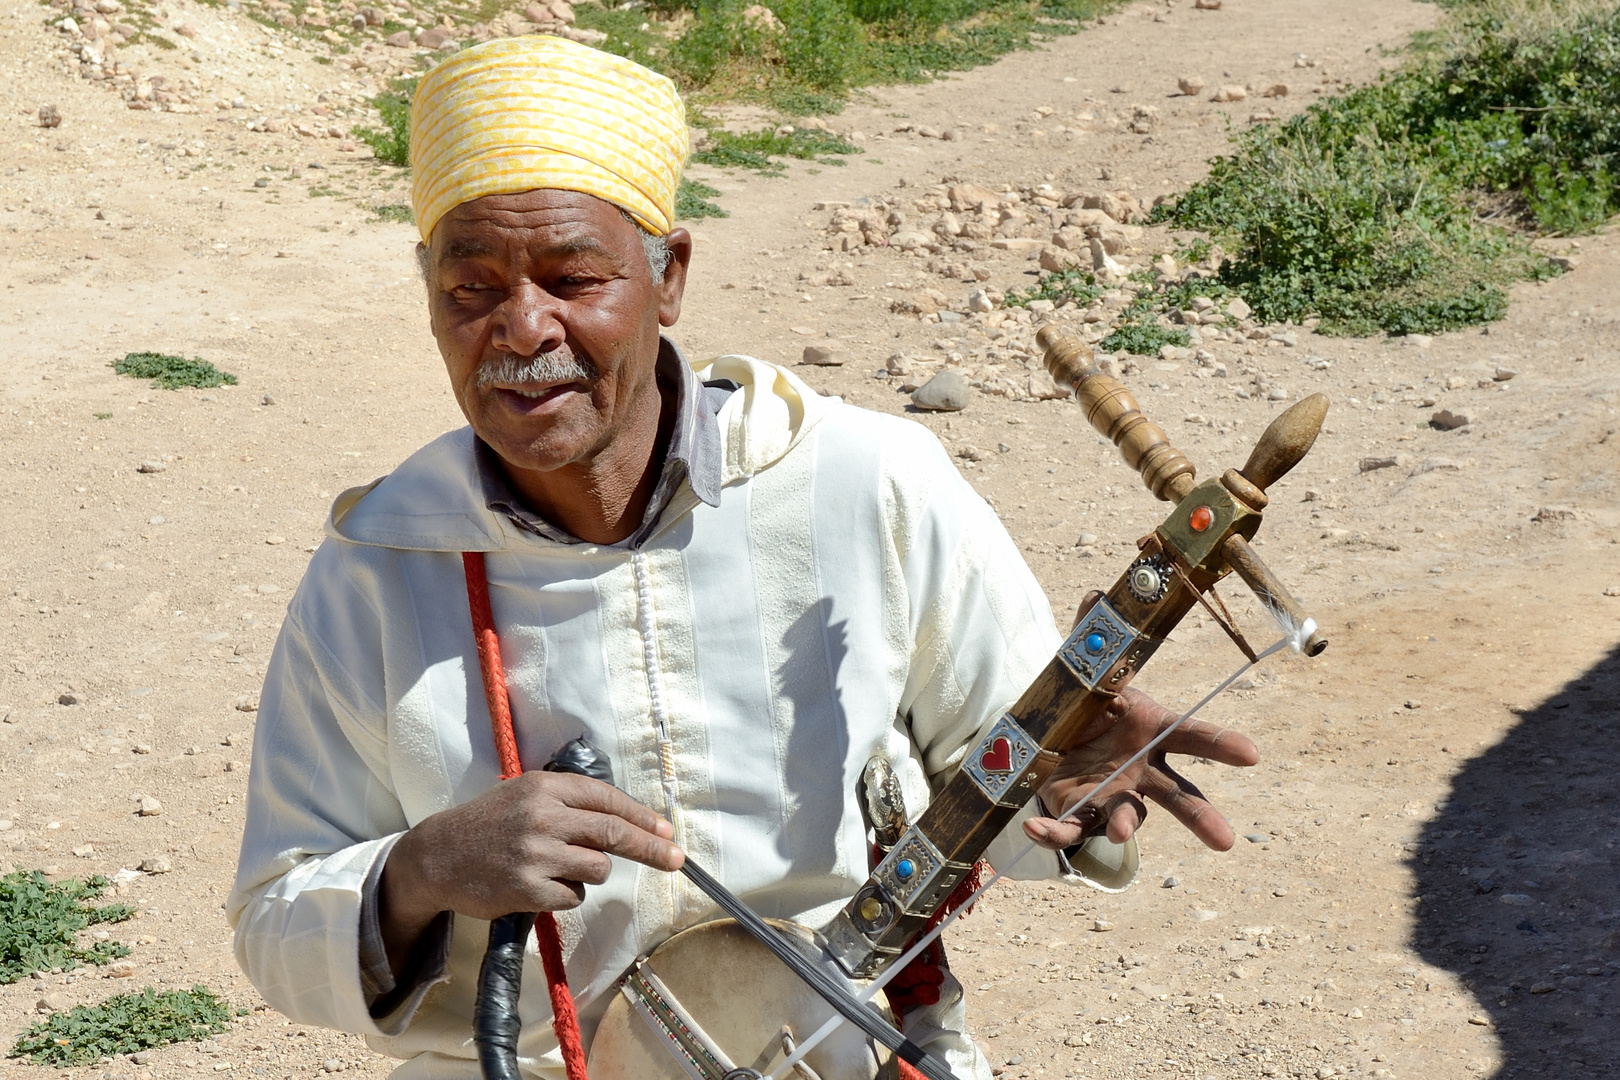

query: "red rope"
xmin=462 ymin=551 xmax=590 ymax=1080
xmin=897 ymin=1062 xmax=928 ymax=1080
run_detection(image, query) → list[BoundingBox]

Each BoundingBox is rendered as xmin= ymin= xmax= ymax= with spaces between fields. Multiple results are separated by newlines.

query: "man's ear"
xmin=657 ymin=228 xmax=693 ymax=328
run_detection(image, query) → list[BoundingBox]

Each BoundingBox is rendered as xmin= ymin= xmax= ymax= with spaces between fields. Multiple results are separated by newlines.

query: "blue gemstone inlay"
xmin=896 ymin=859 xmax=915 ymax=879
xmin=1085 ymin=632 xmax=1107 ymax=654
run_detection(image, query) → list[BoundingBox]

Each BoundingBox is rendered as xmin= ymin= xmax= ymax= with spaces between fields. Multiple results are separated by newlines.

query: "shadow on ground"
xmin=1411 ymin=643 xmax=1620 ymax=1076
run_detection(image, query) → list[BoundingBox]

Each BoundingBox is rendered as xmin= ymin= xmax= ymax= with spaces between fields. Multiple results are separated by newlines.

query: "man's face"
xmin=425 ymin=189 xmax=691 ymax=478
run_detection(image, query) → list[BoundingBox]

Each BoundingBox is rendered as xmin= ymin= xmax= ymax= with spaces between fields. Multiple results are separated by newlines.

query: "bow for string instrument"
xmin=473 ymin=326 xmax=1331 ymax=1080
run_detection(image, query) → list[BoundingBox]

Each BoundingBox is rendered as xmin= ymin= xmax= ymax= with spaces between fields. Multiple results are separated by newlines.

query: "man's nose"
xmin=491 ymin=283 xmax=565 ymax=356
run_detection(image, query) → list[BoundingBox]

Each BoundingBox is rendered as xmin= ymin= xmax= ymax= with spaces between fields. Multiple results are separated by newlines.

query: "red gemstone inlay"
xmin=1189 ymin=505 xmax=1214 ymax=532
xmin=980 ymin=736 xmax=1013 ymax=773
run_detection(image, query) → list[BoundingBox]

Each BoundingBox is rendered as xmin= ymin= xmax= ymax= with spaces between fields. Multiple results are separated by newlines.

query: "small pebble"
xmin=1092 ymin=918 xmax=1114 ymax=932
xmin=1161 ymin=876 xmax=1179 ymax=889
xmin=138 ymin=856 xmax=172 ymax=874
xmin=137 ymin=796 xmax=162 ymax=816
xmin=1245 ymin=833 xmax=1270 ymax=843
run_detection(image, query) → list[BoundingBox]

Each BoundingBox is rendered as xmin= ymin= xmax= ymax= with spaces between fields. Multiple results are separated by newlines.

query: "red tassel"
xmin=463 ymin=552 xmax=590 ymax=1080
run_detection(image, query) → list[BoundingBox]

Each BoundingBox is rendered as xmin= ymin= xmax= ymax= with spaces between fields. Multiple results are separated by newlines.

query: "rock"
xmin=1500 ymin=893 xmax=1534 ymax=907
xmin=1358 ymin=455 xmax=1404 ymax=472
xmin=1549 ymin=254 xmax=1581 ymax=271
xmin=1194 ymin=0 xmax=1220 ymax=7
xmin=890 ymin=230 xmax=929 ymax=251
xmin=1493 ymin=366 xmax=1517 ymax=381
xmin=1039 ymin=245 xmax=1081 ymax=273
xmin=138 ymin=856 xmax=172 ymax=874
xmin=911 ymin=371 xmax=973 ymax=412
xmin=39 ymin=104 xmax=62 ymax=129
xmin=1177 ymin=76 xmax=1205 ymax=96
xmin=955 ymin=445 xmax=985 ymax=463
xmin=1429 ymin=409 xmax=1471 ymax=430
xmin=323 ymin=1060 xmax=343 ymax=1074
xmin=1604 ymin=586 xmax=1620 ymax=597
xmin=58 ymin=693 xmax=80 ymax=706
xmin=1050 ymin=226 xmax=1090 ymax=252
xmin=967 ymin=289 xmax=995 ymax=314
xmin=107 ymin=960 xmax=138 ymax=978
xmin=1225 ymin=296 xmax=1252 ymax=320
xmin=884 ymin=352 xmax=911 ymax=376
xmin=1244 ymin=833 xmax=1270 ymax=843
xmin=256 ymin=583 xmax=281 ymax=594
xmin=1090 ymin=237 xmax=1123 ymax=275
xmin=802 ymin=342 xmax=848 ymax=366
xmin=37 ymin=993 xmax=70 ymax=1013
xmin=137 ymin=796 xmax=162 ymax=817
xmin=1468 ymin=1015 xmax=1491 ymax=1026
xmin=136 ymin=460 xmax=166 ymax=474
xmin=1152 ymin=254 xmax=1178 ymax=279
xmin=417 ymin=26 xmax=454 ymax=48
xmin=1267 ymin=387 xmax=1288 ymax=401
xmin=1162 ymin=876 xmax=1179 ymax=888
xmin=990 ymin=237 xmax=1043 ymax=255
xmin=1211 ymin=85 xmax=1247 ymax=103
xmin=225 ymin=760 xmax=246 ymax=772
xmin=1532 ymin=506 xmax=1578 ymax=523
xmin=1261 ymin=83 xmax=1291 ymax=98
xmin=1075 ymin=532 xmax=1099 ymax=548
xmin=1193 ymin=909 xmax=1218 ymax=922
xmin=133 ymin=743 xmax=152 ymax=754
xmin=1404 ymin=699 xmax=1422 ymax=710
xmin=385 ymin=29 xmax=411 ymax=46
xmin=1027 ymin=372 xmax=1068 ymax=401
xmin=233 ymin=695 xmax=259 ymax=712
xmin=1092 ymin=918 xmax=1114 ymax=932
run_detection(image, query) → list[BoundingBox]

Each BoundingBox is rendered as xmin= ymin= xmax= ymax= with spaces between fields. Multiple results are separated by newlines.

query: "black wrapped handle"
xmin=473 ymin=739 xmax=614 ymax=1080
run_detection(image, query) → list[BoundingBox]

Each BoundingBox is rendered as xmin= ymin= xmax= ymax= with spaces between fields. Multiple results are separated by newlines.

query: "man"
xmin=229 ymin=36 xmax=1257 ymax=1080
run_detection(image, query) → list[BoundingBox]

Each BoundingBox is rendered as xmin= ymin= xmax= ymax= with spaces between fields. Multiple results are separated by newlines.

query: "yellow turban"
xmin=409 ymin=36 xmax=688 ymax=243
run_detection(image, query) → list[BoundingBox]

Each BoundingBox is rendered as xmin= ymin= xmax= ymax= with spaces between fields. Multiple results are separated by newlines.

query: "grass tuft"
xmin=114 ymin=353 xmax=238 ymax=391
xmin=692 ymin=126 xmax=862 ymax=175
xmin=0 ymin=872 xmax=133 ymax=985
xmin=372 ymin=203 xmax=414 ymax=224
xmin=10 ymin=986 xmax=237 ymax=1066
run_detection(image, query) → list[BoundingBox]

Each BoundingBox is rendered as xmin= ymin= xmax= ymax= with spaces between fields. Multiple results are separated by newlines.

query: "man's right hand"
xmin=378 ymin=772 xmax=684 ymax=973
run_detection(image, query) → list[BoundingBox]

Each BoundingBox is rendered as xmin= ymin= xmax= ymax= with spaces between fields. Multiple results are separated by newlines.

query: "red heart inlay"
xmin=980 ymin=736 xmax=1013 ymax=773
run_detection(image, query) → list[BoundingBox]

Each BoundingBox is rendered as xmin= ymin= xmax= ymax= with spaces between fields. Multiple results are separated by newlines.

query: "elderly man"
xmin=229 ymin=35 xmax=1256 ymax=1080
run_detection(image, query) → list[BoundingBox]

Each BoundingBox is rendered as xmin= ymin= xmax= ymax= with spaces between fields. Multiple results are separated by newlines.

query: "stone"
xmin=1358 ymin=455 xmax=1402 ymax=472
xmin=107 ymin=960 xmax=138 ymax=978
xmin=1244 ymin=833 xmax=1270 ymax=843
xmin=136 ymin=460 xmax=166 ymax=473
xmin=1548 ymin=254 xmax=1581 ymax=271
xmin=1402 ymin=332 xmax=1433 ymax=348
xmin=39 ymin=104 xmax=62 ymax=129
xmin=1493 ymin=366 xmax=1517 ymax=381
xmin=1075 ymin=532 xmax=1099 ymax=548
xmin=1039 ymin=245 xmax=1081 ymax=273
xmin=58 ymin=693 xmax=81 ymax=706
xmin=1604 ymin=586 xmax=1620 ymax=597
xmin=256 ymin=583 xmax=281 ymax=594
xmin=1267 ymin=387 xmax=1288 ymax=401
xmin=1429 ymin=409 xmax=1470 ymax=430
xmin=385 ymin=29 xmax=411 ymax=46
xmin=138 ymin=856 xmax=172 ymax=874
xmin=885 ymin=352 xmax=911 ymax=376
xmin=1500 ymin=893 xmax=1535 ymax=907
xmin=1468 ymin=1015 xmax=1491 ymax=1026
xmin=1162 ymin=876 xmax=1179 ymax=888
xmin=1225 ymin=296 xmax=1252 ymax=320
xmin=137 ymin=796 xmax=162 ymax=816
xmin=130 ymin=1052 xmax=152 ymax=1065
xmin=225 ymin=760 xmax=246 ymax=772
xmin=889 ymin=230 xmax=929 ymax=251
xmin=1532 ymin=506 xmax=1578 ymax=523
xmin=233 ymin=695 xmax=259 ymax=712
xmin=911 ymin=371 xmax=973 ymax=412
xmin=37 ymin=993 xmax=70 ymax=1013
xmin=1177 ymin=76 xmax=1205 ymax=96
xmin=990 ymin=237 xmax=1043 ymax=255
xmin=417 ymin=26 xmax=454 ymax=48
xmin=1027 ymin=372 xmax=1068 ymax=401
xmin=1211 ymin=85 xmax=1247 ymax=103
xmin=1090 ymin=237 xmax=1123 ymax=275
xmin=1261 ymin=83 xmax=1291 ymax=98
xmin=967 ymin=289 xmax=995 ymax=314
xmin=802 ymin=342 xmax=848 ymax=366
xmin=1193 ymin=908 xmax=1218 ymax=922
xmin=1194 ymin=0 xmax=1220 ymax=6
xmin=323 ymin=1060 xmax=343 ymax=1074
xmin=1152 ymin=254 xmax=1178 ymax=279
xmin=1092 ymin=918 xmax=1114 ymax=932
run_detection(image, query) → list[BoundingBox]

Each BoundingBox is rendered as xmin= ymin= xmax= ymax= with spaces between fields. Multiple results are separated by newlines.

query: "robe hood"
xmin=323 ymin=354 xmax=835 ymax=552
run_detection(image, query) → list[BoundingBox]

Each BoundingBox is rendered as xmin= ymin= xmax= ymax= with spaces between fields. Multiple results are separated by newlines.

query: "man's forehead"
xmin=432 ymin=190 xmax=631 ymax=259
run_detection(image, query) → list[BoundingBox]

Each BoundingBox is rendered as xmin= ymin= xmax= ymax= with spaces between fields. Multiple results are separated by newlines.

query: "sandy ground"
xmin=1 ymin=0 xmax=1618 ymax=1078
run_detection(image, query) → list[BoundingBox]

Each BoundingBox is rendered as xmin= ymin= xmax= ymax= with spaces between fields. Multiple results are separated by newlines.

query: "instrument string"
xmin=768 ymin=635 xmax=1294 ymax=1080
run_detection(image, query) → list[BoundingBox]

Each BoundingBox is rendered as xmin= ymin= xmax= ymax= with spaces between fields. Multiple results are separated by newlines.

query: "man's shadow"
xmin=1410 ymin=643 xmax=1620 ymax=1076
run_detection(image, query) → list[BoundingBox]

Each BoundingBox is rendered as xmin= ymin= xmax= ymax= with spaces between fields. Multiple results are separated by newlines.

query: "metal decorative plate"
xmin=962 ymin=713 xmax=1041 ymax=806
xmin=874 ymin=827 xmax=946 ymax=910
xmin=1058 ymin=598 xmax=1137 ymax=688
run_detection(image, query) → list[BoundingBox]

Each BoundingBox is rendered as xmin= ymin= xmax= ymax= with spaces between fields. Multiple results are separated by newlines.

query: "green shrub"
xmin=676 ymin=177 xmax=729 ymax=219
xmin=1158 ymin=1 xmax=1617 ymax=336
xmin=113 ymin=353 xmax=238 ymax=390
xmin=355 ymin=78 xmax=416 ymax=168
xmin=0 ymin=872 xmax=133 ymax=984
xmin=692 ymin=126 xmax=861 ymax=175
xmin=1004 ymin=267 xmax=1102 ymax=308
xmin=10 ymin=986 xmax=236 ymax=1066
xmin=372 ymin=203 xmax=414 ymax=224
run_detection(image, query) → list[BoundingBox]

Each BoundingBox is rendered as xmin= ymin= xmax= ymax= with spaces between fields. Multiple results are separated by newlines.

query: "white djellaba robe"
xmin=228 ymin=354 xmax=1137 ymax=1080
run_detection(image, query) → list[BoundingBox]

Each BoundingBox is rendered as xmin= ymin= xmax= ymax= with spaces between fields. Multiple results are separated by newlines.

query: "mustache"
xmin=476 ymin=347 xmax=598 ymax=390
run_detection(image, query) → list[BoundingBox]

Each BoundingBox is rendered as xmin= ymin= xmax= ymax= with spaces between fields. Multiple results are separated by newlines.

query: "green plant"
xmin=113 ymin=353 xmax=238 ymax=390
xmin=355 ymin=78 xmax=416 ymax=168
xmin=1527 ymin=163 xmax=1613 ymax=234
xmin=1100 ymin=319 xmax=1191 ymax=356
xmin=372 ymin=203 xmax=413 ymax=224
xmin=93 ymin=411 xmax=112 ymax=420
xmin=10 ymin=986 xmax=236 ymax=1066
xmin=0 ymin=872 xmax=133 ymax=984
xmin=692 ymin=126 xmax=861 ymax=175
xmin=1004 ymin=267 xmax=1102 ymax=308
xmin=675 ymin=177 xmax=728 ymax=219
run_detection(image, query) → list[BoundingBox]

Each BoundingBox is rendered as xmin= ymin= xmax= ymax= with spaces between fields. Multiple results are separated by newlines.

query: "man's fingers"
xmin=1140 ymin=761 xmax=1236 ymax=851
xmin=1156 ymin=718 xmax=1259 ymax=768
xmin=1103 ymin=792 xmax=1146 ymax=845
xmin=536 ymin=772 xmax=676 ymax=839
xmin=1023 ymin=816 xmax=1085 ymax=851
xmin=567 ymin=805 xmax=686 ymax=872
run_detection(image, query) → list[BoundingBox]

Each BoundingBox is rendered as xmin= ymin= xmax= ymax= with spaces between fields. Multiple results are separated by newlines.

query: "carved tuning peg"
xmin=1037 ymin=326 xmax=1197 ymax=502
xmin=1240 ymin=393 xmax=1330 ymax=493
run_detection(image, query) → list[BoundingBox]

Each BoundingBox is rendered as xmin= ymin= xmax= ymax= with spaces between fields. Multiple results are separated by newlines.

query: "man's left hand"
xmin=1024 ymin=687 xmax=1257 ymax=852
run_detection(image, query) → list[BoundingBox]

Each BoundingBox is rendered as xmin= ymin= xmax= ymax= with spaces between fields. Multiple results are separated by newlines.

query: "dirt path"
xmin=2 ymin=1 xmax=1618 ymax=1078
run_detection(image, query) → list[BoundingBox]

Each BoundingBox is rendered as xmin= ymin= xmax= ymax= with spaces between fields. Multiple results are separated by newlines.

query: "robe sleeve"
xmin=890 ymin=430 xmax=1137 ymax=890
xmin=227 ymin=544 xmax=452 ymax=1037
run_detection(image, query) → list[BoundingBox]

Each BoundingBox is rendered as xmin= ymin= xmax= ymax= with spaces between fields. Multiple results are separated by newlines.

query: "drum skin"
xmin=588 ymin=919 xmax=899 ymax=1080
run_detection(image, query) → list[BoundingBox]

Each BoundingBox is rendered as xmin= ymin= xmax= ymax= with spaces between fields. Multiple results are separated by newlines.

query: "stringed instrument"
xmin=478 ymin=327 xmax=1332 ymax=1080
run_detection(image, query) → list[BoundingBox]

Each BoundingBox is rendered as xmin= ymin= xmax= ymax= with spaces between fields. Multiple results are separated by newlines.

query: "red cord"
xmin=462 ymin=551 xmax=590 ymax=1080
xmin=897 ymin=1062 xmax=928 ymax=1080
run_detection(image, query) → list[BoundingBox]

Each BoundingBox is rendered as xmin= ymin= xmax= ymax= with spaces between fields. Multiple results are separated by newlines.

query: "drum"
xmin=588 ymin=919 xmax=900 ymax=1080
